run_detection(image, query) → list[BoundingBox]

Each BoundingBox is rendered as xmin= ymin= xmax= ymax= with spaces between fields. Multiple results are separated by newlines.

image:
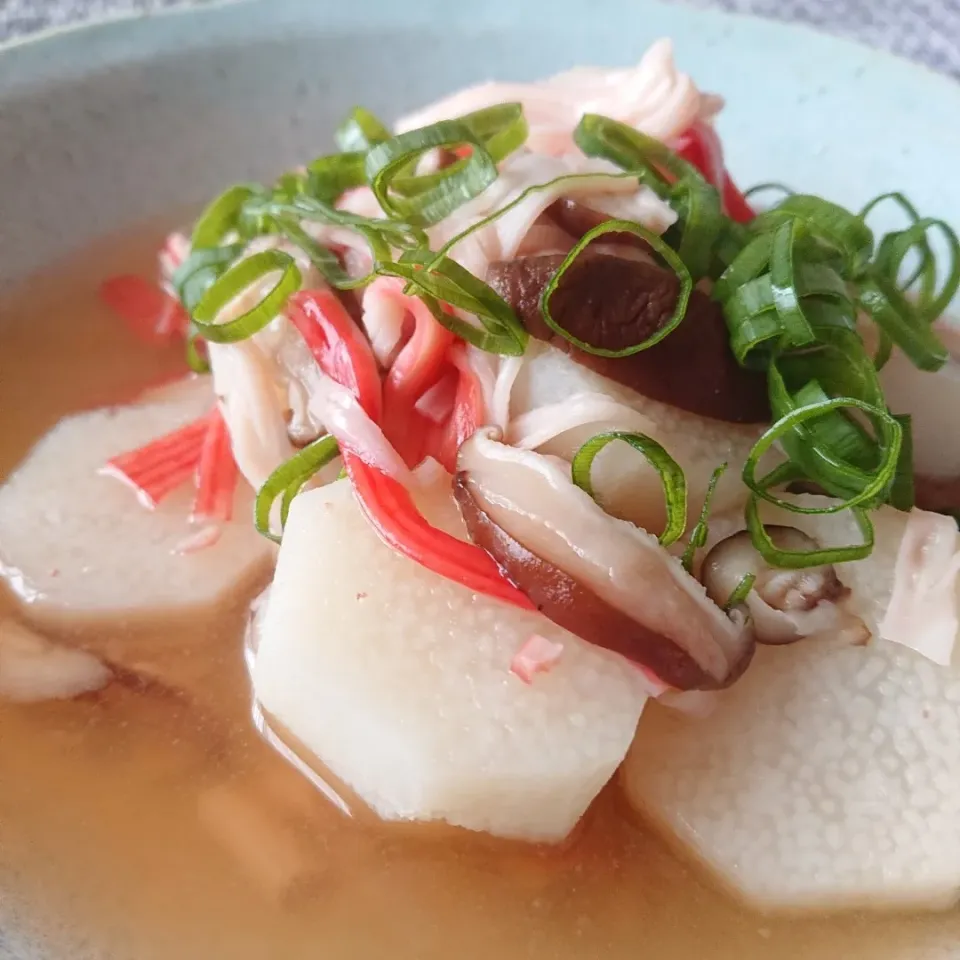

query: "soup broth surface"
xmin=1 ymin=227 xmax=958 ymax=960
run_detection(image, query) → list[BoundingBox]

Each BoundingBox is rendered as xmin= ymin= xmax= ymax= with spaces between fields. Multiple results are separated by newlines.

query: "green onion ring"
xmin=743 ymin=182 xmax=794 ymax=204
xmin=192 ymin=184 xmax=264 ymax=249
xmin=540 ymin=219 xmax=692 ymax=357
xmin=723 ymin=573 xmax=757 ymax=610
xmin=429 ymin=170 xmax=638 ymax=266
xmin=769 ymin=219 xmax=818 ymax=347
xmin=681 ymin=462 xmax=728 ymax=571
xmin=254 ymin=435 xmax=341 ymax=543
xmin=377 ymin=251 xmax=528 ymax=355
xmin=888 ymin=413 xmax=915 ymax=511
xmin=751 ymin=195 xmax=874 ymax=277
xmin=745 ymin=495 xmax=875 ymax=568
xmin=573 ymin=113 xmax=724 ymax=279
xmin=192 ymin=250 xmax=302 ymax=344
xmin=572 ymin=431 xmax=687 ymax=546
xmin=858 ymin=276 xmax=948 ymax=371
xmin=307 ymin=151 xmax=368 ymax=202
xmin=365 ymin=107 xmax=528 ymax=226
xmin=742 ymin=396 xmax=902 ymax=514
xmin=335 ymin=106 xmax=391 ymax=152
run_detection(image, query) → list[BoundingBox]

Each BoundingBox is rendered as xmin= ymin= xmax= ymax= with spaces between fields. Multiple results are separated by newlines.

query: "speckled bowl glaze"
xmin=1 ymin=0 xmax=959 ymax=291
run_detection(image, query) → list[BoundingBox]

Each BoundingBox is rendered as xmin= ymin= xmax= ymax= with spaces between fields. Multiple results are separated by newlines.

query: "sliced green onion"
xmin=571 ymin=431 xmax=687 ymax=546
xmin=745 ymin=495 xmax=875 ymax=568
xmin=377 ymin=250 xmax=528 ymax=355
xmin=858 ymin=276 xmax=947 ymax=371
xmin=192 ymin=184 xmax=264 ymax=249
xmin=712 ymin=232 xmax=774 ymax=303
xmin=724 ymin=573 xmax=756 ymax=610
xmin=185 ymin=331 xmax=210 ymax=374
xmin=751 ymin=195 xmax=874 ymax=277
xmin=540 ymin=219 xmax=692 ymax=357
xmin=335 ymin=106 xmax=391 ymax=152
xmin=574 ymin=113 xmax=724 ymax=279
xmin=769 ymin=219 xmax=818 ymax=347
xmin=430 ymin=170 xmax=638 ymax=264
xmin=723 ymin=268 xmax=853 ymax=368
xmin=681 ymin=462 xmax=728 ymax=572
xmin=254 ymin=435 xmax=340 ymax=543
xmin=252 ymin=195 xmax=426 ymax=252
xmin=307 ymin=151 xmax=368 ymax=201
xmin=877 ymin=217 xmax=958 ymax=323
xmin=271 ymin=217 xmax=370 ymax=291
xmin=742 ymin=396 xmax=902 ymax=514
xmin=889 ymin=413 xmax=915 ymax=511
xmin=271 ymin=171 xmax=309 ymax=205
xmin=365 ymin=104 xmax=527 ymax=226
xmin=768 ymin=375 xmax=880 ymax=499
xmin=743 ymin=182 xmax=794 ymax=204
xmin=171 ymin=243 xmax=246 ymax=312
xmin=192 ymin=250 xmax=301 ymax=343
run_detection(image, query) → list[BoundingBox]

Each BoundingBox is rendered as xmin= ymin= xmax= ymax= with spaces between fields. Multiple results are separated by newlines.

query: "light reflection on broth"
xmin=0 ymin=226 xmax=959 ymax=959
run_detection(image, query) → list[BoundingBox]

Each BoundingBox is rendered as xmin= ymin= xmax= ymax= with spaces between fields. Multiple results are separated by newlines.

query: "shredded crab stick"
xmin=673 ymin=122 xmax=755 ymax=223
xmin=101 ymin=414 xmax=212 ymax=509
xmin=99 ymin=274 xmax=189 ymax=344
xmin=287 ymin=289 xmax=532 ymax=609
xmin=192 ymin=409 xmax=240 ymax=523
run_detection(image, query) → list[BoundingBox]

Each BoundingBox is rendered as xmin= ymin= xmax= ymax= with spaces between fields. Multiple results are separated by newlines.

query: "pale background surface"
xmin=1 ymin=0 xmax=960 ymax=77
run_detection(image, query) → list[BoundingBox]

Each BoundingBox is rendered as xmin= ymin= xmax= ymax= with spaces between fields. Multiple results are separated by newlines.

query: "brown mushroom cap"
xmin=913 ymin=474 xmax=960 ymax=516
xmin=486 ymin=251 xmax=770 ymax=425
xmin=454 ymin=473 xmax=741 ymax=690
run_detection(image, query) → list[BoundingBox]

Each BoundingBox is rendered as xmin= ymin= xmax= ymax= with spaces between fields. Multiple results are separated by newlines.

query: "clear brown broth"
xmin=0 ymin=226 xmax=958 ymax=960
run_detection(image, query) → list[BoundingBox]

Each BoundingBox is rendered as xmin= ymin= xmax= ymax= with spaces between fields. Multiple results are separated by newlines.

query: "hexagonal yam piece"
xmin=0 ymin=376 xmax=274 ymax=629
xmin=251 ymin=474 xmax=649 ymax=843
xmin=622 ymin=636 xmax=960 ymax=912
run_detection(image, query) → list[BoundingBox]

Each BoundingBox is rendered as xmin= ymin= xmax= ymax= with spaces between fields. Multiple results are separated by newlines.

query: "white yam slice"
xmin=252 ymin=474 xmax=649 ymax=843
xmin=0 ymin=376 xmax=274 ymax=628
xmin=621 ymin=639 xmax=960 ymax=912
xmin=509 ymin=341 xmax=763 ymax=533
xmin=0 ymin=618 xmax=111 ymax=702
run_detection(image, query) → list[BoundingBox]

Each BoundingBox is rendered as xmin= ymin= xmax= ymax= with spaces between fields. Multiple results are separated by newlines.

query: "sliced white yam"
xmin=252 ymin=475 xmax=649 ymax=843
xmin=509 ymin=341 xmax=763 ymax=532
xmin=622 ymin=640 xmax=960 ymax=912
xmin=0 ymin=376 xmax=274 ymax=628
xmin=879 ymin=345 xmax=960 ymax=477
xmin=0 ymin=618 xmax=111 ymax=702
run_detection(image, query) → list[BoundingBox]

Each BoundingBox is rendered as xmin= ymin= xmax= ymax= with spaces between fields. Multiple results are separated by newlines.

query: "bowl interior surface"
xmin=1 ymin=0 xmax=959 ymax=289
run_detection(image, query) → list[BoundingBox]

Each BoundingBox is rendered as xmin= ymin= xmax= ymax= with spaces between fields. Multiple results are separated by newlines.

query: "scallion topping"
xmin=306 ymin=151 xmax=368 ymax=202
xmin=571 ymin=431 xmax=687 ymax=546
xmin=723 ymin=573 xmax=756 ymax=611
xmin=365 ymin=104 xmax=527 ymax=227
xmin=335 ymin=106 xmax=391 ymax=153
xmin=743 ymin=397 xmax=902 ymax=516
xmin=377 ymin=250 xmax=528 ymax=355
xmin=540 ymin=220 xmax=692 ymax=357
xmin=191 ymin=184 xmax=264 ymax=249
xmin=254 ymin=435 xmax=341 ymax=543
xmin=191 ymin=250 xmax=302 ymax=343
xmin=573 ymin=113 xmax=724 ymax=280
xmin=681 ymin=463 xmax=728 ymax=572
xmin=745 ymin=496 xmax=875 ymax=568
